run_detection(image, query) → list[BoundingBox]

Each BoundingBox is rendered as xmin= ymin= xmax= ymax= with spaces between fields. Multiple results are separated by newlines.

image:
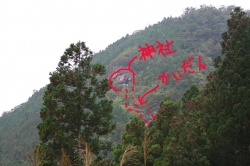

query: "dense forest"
xmin=0 ymin=5 xmax=250 ymax=166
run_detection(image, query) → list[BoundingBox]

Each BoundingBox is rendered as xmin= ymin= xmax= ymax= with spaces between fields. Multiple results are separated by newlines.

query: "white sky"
xmin=0 ymin=0 xmax=249 ymax=116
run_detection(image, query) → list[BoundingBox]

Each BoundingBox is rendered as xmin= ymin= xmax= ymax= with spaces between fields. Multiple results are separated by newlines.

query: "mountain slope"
xmin=93 ymin=5 xmax=237 ymax=114
xmin=0 ymin=5 xmax=248 ymax=165
xmin=0 ymin=88 xmax=45 ymax=166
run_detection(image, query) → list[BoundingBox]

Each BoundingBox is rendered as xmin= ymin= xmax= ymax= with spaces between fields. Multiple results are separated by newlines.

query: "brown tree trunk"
xmin=85 ymin=142 xmax=90 ymax=166
xmin=78 ymin=127 xmax=81 ymax=166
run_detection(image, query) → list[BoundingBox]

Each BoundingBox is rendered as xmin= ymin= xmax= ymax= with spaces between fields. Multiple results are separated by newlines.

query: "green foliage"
xmin=113 ymin=116 xmax=146 ymax=165
xmin=1 ymin=5 xmax=250 ymax=165
xmin=201 ymin=7 xmax=250 ymax=165
xmin=36 ymin=41 xmax=115 ymax=165
xmin=0 ymin=88 xmax=45 ymax=166
xmin=93 ymin=5 xmax=234 ymax=117
xmin=146 ymin=97 xmax=179 ymax=165
xmin=115 ymin=96 xmax=211 ymax=165
xmin=161 ymin=101 xmax=211 ymax=165
xmin=114 ymin=8 xmax=250 ymax=165
xmin=181 ymin=84 xmax=199 ymax=107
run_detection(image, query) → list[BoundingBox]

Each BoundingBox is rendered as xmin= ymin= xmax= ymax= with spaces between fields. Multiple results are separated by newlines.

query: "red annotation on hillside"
xmin=108 ymin=40 xmax=206 ymax=126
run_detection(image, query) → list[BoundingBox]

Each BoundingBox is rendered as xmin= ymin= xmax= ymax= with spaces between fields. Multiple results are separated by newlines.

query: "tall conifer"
xmin=204 ymin=7 xmax=250 ymax=165
xmin=37 ymin=42 xmax=115 ymax=165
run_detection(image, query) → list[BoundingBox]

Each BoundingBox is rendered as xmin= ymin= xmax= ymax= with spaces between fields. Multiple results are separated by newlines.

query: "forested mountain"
xmin=93 ymin=5 xmax=239 ymax=119
xmin=0 ymin=88 xmax=45 ymax=165
xmin=113 ymin=7 xmax=250 ymax=165
xmin=0 ymin=5 xmax=249 ymax=165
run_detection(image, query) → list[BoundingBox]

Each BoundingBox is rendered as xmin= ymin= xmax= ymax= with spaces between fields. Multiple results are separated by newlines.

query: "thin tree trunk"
xmin=78 ymin=127 xmax=81 ymax=166
xmin=85 ymin=141 xmax=90 ymax=166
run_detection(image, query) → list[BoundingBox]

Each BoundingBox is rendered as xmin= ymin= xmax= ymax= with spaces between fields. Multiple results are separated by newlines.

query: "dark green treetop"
xmin=181 ymin=84 xmax=199 ymax=105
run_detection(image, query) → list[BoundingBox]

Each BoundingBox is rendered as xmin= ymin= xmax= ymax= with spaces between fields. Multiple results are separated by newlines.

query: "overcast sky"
xmin=0 ymin=0 xmax=249 ymax=116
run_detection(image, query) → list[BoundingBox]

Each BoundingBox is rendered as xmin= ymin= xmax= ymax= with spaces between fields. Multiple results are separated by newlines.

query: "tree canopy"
xmin=37 ymin=41 xmax=115 ymax=165
xmin=1 ymin=5 xmax=250 ymax=166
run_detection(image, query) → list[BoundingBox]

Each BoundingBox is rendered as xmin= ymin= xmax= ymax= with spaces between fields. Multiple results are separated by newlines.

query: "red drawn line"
xmin=109 ymin=41 xmax=208 ymax=126
xmin=177 ymin=70 xmax=182 ymax=77
xmin=125 ymin=95 xmax=128 ymax=100
xmin=141 ymin=84 xmax=160 ymax=99
xmin=198 ymin=55 xmax=206 ymax=71
xmin=134 ymin=110 xmax=140 ymax=114
xmin=108 ymin=56 xmax=137 ymax=92
xmin=133 ymin=103 xmax=139 ymax=107
xmin=128 ymin=56 xmax=138 ymax=68
xmin=138 ymin=84 xmax=160 ymax=106
xmin=109 ymin=68 xmax=135 ymax=92
xmin=125 ymin=88 xmax=128 ymax=100
xmin=144 ymin=119 xmax=150 ymax=126
xmin=151 ymin=114 xmax=157 ymax=119
xmin=127 ymin=108 xmax=133 ymax=112
xmin=124 ymin=103 xmax=128 ymax=108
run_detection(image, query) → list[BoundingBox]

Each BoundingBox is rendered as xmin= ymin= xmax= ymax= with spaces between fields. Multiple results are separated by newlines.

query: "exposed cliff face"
xmin=107 ymin=64 xmax=133 ymax=86
xmin=112 ymin=71 xmax=132 ymax=85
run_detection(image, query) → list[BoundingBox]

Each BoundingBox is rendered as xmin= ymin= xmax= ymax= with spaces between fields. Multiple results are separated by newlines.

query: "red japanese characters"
xmin=138 ymin=40 xmax=176 ymax=61
xmin=108 ymin=40 xmax=206 ymax=126
xmin=159 ymin=55 xmax=206 ymax=84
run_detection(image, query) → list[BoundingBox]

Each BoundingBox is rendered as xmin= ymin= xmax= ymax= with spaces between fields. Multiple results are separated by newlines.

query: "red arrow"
xmin=151 ymin=114 xmax=157 ymax=119
xmin=137 ymin=84 xmax=160 ymax=106
xmin=135 ymin=110 xmax=140 ymax=114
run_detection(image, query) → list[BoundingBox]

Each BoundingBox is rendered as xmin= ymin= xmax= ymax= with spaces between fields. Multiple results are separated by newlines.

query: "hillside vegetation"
xmin=0 ymin=88 xmax=45 ymax=165
xmin=0 ymin=5 xmax=249 ymax=165
xmin=93 ymin=5 xmax=237 ymax=114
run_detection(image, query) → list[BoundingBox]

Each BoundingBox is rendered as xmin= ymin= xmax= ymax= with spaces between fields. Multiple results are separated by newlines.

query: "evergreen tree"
xmin=113 ymin=116 xmax=146 ymax=165
xmin=160 ymin=97 xmax=210 ymax=166
xmin=181 ymin=84 xmax=200 ymax=106
xmin=37 ymin=41 xmax=115 ymax=165
xmin=203 ymin=7 xmax=250 ymax=165
xmin=146 ymin=97 xmax=178 ymax=165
